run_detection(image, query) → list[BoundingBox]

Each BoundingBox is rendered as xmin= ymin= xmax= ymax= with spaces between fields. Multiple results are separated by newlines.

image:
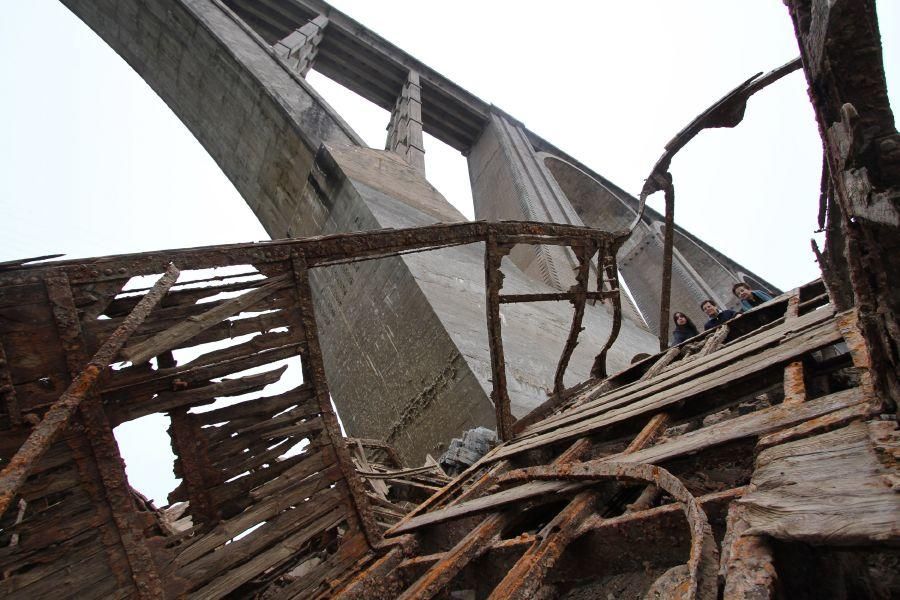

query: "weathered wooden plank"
xmin=175 ymin=473 xmax=345 ymax=568
xmin=121 ymin=274 xmax=291 ymax=365
xmin=193 ymin=383 xmax=315 ymax=425
xmin=739 ymin=421 xmax=900 ymax=545
xmin=527 ymin=307 xmax=836 ymax=436
xmin=494 ymin=316 xmax=845 ymax=460
xmin=102 ymin=342 xmax=302 ymax=406
xmin=187 ymin=502 xmax=348 ymax=598
xmin=391 ymin=387 xmax=870 ymax=534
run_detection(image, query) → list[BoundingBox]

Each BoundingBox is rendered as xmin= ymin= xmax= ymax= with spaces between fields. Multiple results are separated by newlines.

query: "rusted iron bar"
xmin=0 ymin=264 xmax=179 ymax=517
xmin=590 ymin=243 xmax=623 ymax=379
xmin=553 ymin=242 xmax=597 ymax=396
xmin=488 ymin=413 xmax=671 ymax=599
xmin=290 ymin=252 xmax=381 ymax=547
xmin=6 ymin=221 xmax=622 ymax=286
xmin=394 ymin=437 xmax=591 ymax=600
xmin=498 ymin=290 xmax=610 ymax=304
xmin=0 ymin=339 xmax=21 ymax=426
xmin=48 ymin=269 xmax=174 ymax=598
xmin=657 ymin=173 xmax=675 ymax=351
xmin=497 ymin=461 xmax=718 ymax=600
xmin=484 ymin=234 xmax=514 ymax=442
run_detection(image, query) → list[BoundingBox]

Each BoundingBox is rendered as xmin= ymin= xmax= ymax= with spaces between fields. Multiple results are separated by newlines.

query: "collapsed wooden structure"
xmin=0 ymin=221 xmax=628 ymax=598
xmin=1 ymin=0 xmax=898 ymax=598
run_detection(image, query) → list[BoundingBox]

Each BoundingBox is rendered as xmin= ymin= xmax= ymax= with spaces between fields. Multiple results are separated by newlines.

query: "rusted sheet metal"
xmin=0 ymin=338 xmax=21 ymax=426
xmin=498 ymin=461 xmax=718 ymax=600
xmin=290 ymin=252 xmax=382 ymax=547
xmin=0 ymin=264 xmax=179 ymax=517
xmin=484 ymin=235 xmax=514 ymax=442
xmin=552 ymin=241 xmax=596 ymax=396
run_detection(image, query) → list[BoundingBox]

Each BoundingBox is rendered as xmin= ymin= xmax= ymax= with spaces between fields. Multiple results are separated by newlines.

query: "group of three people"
xmin=671 ymin=283 xmax=773 ymax=345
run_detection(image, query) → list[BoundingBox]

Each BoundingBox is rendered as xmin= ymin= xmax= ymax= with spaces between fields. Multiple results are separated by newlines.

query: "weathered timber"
xmin=0 ymin=266 xmax=178 ymax=517
xmin=392 ymin=386 xmax=871 ymax=534
xmin=121 ymin=274 xmax=291 ymax=365
xmin=739 ymin=421 xmax=900 ymax=545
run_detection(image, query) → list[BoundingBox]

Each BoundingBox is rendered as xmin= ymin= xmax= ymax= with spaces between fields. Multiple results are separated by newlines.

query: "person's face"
xmin=735 ymin=285 xmax=752 ymax=300
xmin=675 ymin=314 xmax=687 ymax=326
xmin=702 ymin=302 xmax=718 ymax=316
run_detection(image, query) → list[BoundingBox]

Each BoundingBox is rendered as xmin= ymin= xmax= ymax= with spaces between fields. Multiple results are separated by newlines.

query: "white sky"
xmin=1 ymin=1 xmax=898 ymax=290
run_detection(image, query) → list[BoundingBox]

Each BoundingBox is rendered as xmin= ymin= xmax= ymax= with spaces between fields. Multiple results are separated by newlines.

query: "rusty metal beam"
xmin=0 ymin=265 xmax=179 ymax=517
xmin=552 ymin=242 xmax=596 ymax=396
xmin=45 ymin=268 xmax=176 ymax=598
xmin=496 ymin=461 xmax=718 ymax=599
xmin=484 ymin=235 xmax=514 ymax=442
xmin=290 ymin=252 xmax=381 ymax=547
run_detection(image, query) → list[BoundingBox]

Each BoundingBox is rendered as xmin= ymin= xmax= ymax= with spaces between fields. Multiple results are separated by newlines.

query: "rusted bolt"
xmin=104 ymin=268 xmax=113 ymax=275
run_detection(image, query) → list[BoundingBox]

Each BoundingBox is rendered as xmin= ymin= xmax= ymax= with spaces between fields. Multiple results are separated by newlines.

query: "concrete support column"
xmin=385 ymin=70 xmax=425 ymax=174
xmin=273 ymin=14 xmax=328 ymax=76
xmin=467 ymin=110 xmax=583 ymax=291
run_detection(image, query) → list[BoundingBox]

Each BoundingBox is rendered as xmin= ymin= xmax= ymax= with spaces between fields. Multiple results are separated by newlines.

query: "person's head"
xmin=732 ymin=283 xmax=753 ymax=300
xmin=673 ymin=311 xmax=692 ymax=327
xmin=700 ymin=299 xmax=718 ymax=316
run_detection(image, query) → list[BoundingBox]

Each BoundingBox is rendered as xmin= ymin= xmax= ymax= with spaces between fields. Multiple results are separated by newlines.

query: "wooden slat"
xmin=390 ymin=386 xmax=871 ymax=535
xmin=494 ymin=315 xmax=844 ymax=460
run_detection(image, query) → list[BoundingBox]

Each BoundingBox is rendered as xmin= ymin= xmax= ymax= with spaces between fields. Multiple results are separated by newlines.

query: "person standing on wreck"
xmin=732 ymin=282 xmax=773 ymax=312
xmin=700 ymin=299 xmax=739 ymax=330
xmin=671 ymin=312 xmax=699 ymax=345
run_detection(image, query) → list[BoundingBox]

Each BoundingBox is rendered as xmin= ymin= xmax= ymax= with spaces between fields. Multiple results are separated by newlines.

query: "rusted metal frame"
xmin=484 ymin=233 xmax=514 ymax=442
xmin=0 ymin=265 xmax=179 ymax=517
xmin=290 ymin=251 xmax=381 ymax=547
xmin=497 ymin=462 xmax=718 ymax=600
xmin=12 ymin=221 xmax=615 ymax=286
xmin=719 ymin=503 xmax=777 ymax=599
xmin=0 ymin=338 xmax=21 ymax=426
xmin=487 ymin=413 xmax=670 ymax=599
xmin=168 ymin=407 xmax=221 ymax=526
xmin=498 ymin=290 xmax=611 ymax=304
xmin=657 ymin=173 xmax=675 ymax=351
xmin=552 ymin=240 xmax=598 ymax=396
xmin=394 ymin=436 xmax=592 ymax=600
xmin=43 ymin=269 xmax=174 ymax=598
xmin=590 ymin=241 xmax=623 ymax=379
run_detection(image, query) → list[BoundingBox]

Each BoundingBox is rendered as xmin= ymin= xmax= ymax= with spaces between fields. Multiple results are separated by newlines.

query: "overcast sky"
xmin=1 ymin=1 xmax=898 ymax=503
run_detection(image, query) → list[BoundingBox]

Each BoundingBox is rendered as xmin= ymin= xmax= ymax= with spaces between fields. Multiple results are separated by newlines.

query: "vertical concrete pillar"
xmin=273 ymin=14 xmax=328 ymax=77
xmin=467 ymin=110 xmax=583 ymax=291
xmin=385 ymin=70 xmax=426 ymax=174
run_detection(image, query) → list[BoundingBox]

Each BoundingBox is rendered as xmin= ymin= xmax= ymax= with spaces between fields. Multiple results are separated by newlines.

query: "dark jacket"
xmin=739 ymin=290 xmax=774 ymax=312
xmin=704 ymin=309 xmax=738 ymax=330
xmin=672 ymin=323 xmax=699 ymax=345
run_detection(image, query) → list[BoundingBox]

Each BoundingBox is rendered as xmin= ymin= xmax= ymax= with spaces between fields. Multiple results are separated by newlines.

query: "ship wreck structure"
xmin=0 ymin=0 xmax=898 ymax=598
